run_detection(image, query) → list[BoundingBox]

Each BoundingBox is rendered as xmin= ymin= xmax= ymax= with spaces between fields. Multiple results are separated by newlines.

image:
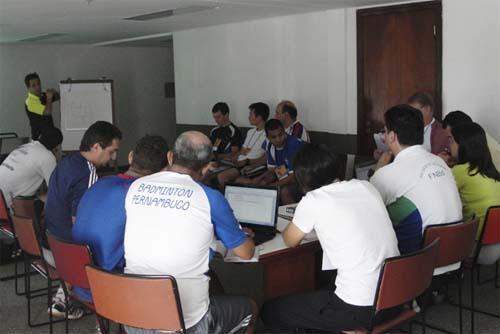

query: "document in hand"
xmin=373 ymin=132 xmax=389 ymax=151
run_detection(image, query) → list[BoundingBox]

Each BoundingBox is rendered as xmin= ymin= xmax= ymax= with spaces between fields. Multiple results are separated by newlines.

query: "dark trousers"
xmin=261 ymin=290 xmax=373 ymax=333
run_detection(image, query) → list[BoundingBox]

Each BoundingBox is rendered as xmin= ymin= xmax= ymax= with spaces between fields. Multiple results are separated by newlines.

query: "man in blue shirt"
xmin=72 ymin=135 xmax=169 ymax=303
xmin=44 ymin=120 xmax=121 ymax=318
xmin=237 ymin=119 xmax=304 ymax=204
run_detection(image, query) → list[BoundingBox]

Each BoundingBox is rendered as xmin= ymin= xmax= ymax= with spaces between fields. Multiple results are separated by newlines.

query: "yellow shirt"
xmin=25 ymin=92 xmax=45 ymax=115
xmin=452 ymin=163 xmax=500 ymax=238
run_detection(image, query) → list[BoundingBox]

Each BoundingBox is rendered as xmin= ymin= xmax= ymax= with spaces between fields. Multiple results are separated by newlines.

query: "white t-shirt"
xmin=292 ymin=179 xmax=400 ymax=306
xmin=0 ymin=141 xmax=56 ymax=208
xmin=370 ymin=145 xmax=463 ymax=274
xmin=238 ymin=127 xmax=266 ymax=161
xmin=124 ymin=171 xmax=246 ymax=329
xmin=422 ymin=118 xmax=435 ymax=152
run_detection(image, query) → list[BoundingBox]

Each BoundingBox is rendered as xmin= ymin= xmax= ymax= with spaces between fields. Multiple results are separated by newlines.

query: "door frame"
xmin=356 ymin=0 xmax=442 ymax=154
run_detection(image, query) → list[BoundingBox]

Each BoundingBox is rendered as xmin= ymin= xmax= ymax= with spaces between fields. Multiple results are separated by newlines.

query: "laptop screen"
xmin=224 ymin=185 xmax=278 ymax=227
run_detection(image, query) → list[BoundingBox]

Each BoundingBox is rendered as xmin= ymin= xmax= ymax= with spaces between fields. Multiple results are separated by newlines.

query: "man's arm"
xmin=283 ymin=222 xmax=306 ymax=247
xmin=231 ymin=238 xmax=255 ymax=260
xmin=273 ymin=173 xmax=296 ymax=187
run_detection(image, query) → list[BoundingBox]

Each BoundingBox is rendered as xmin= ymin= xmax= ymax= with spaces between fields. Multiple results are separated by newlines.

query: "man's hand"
xmin=376 ymin=151 xmax=393 ymax=170
xmin=45 ymin=90 xmax=54 ymax=101
xmin=242 ymin=227 xmax=255 ymax=238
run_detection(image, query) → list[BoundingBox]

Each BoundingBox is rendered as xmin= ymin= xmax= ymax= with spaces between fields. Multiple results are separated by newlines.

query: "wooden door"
xmin=357 ymin=1 xmax=441 ymax=155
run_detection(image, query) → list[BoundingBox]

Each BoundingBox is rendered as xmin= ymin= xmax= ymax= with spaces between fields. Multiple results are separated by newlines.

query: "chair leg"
xmin=470 ymin=269 xmax=475 ymax=334
xmin=458 ymin=275 xmax=463 ymax=334
xmin=495 ymin=262 xmax=500 ymax=289
xmin=62 ymin=282 xmax=70 ymax=334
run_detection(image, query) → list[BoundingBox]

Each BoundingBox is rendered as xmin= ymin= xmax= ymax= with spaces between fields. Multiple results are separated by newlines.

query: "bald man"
xmin=123 ymin=131 xmax=257 ymax=334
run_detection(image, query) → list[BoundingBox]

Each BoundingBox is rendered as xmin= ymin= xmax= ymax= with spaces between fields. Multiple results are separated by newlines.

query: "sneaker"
xmin=47 ymin=302 xmax=84 ymax=320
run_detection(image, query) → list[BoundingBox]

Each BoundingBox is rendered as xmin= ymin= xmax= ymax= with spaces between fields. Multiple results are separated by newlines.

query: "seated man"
xmin=217 ymin=102 xmax=269 ymax=187
xmin=72 ymin=135 xmax=169 ymax=303
xmin=261 ymin=143 xmax=399 ymax=333
xmin=442 ymin=110 xmax=500 ymax=170
xmin=44 ymin=121 xmax=121 ymax=318
xmin=408 ymin=91 xmax=449 ymax=154
xmin=275 ymin=100 xmax=310 ymax=142
xmin=0 ymin=126 xmax=62 ymax=209
xmin=236 ymin=119 xmax=304 ymax=204
xmin=210 ymin=102 xmax=243 ymax=161
xmin=370 ymin=105 xmax=462 ymax=260
xmin=124 ymin=131 xmax=256 ymax=334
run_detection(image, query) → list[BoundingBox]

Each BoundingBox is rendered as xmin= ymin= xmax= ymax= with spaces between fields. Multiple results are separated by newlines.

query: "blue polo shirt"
xmin=263 ymin=135 xmax=304 ymax=169
xmin=45 ymin=153 xmax=98 ymax=242
xmin=72 ymin=173 xmax=135 ymax=302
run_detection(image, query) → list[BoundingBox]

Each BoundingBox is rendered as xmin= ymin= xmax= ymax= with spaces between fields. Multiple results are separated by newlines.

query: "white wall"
xmin=174 ymin=0 xmax=500 ymax=141
xmin=174 ymin=8 xmax=358 ymax=134
xmin=0 ymin=43 xmax=175 ymax=162
xmin=442 ymin=0 xmax=500 ymax=140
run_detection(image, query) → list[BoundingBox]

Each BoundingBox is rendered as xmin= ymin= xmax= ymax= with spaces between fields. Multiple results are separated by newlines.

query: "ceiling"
xmin=0 ymin=0 xmax=404 ymax=46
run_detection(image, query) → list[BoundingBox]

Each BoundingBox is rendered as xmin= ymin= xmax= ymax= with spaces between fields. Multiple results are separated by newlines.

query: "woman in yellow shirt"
xmin=449 ymin=122 xmax=500 ymax=264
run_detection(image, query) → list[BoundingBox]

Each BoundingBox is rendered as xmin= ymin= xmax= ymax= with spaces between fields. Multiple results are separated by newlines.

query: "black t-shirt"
xmin=209 ymin=122 xmax=243 ymax=154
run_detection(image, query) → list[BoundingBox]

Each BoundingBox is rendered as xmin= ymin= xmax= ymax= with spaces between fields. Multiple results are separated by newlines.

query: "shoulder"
xmin=210 ymin=126 xmax=220 ymax=135
xmin=452 ymin=163 xmax=469 ymax=176
xmin=288 ymin=135 xmax=304 ymax=147
xmin=197 ymin=182 xmax=226 ymax=203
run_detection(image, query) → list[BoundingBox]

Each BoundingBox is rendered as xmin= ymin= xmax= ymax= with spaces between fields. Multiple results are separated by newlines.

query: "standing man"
xmin=124 ymin=131 xmax=256 ymax=334
xmin=72 ymin=135 xmax=169 ymax=303
xmin=210 ymin=102 xmax=243 ymax=161
xmin=24 ymin=72 xmax=60 ymax=140
xmin=370 ymin=105 xmax=462 ymax=258
xmin=44 ymin=120 xmax=121 ymax=318
xmin=275 ymin=100 xmax=310 ymax=142
xmin=408 ymin=92 xmax=449 ymax=155
xmin=0 ymin=126 xmax=62 ymax=209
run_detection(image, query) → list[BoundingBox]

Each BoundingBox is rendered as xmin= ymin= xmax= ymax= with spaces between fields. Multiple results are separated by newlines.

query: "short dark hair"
xmin=442 ymin=110 xmax=473 ymax=129
xmin=79 ymin=121 xmax=122 ymax=152
xmin=249 ymin=102 xmax=270 ymax=121
xmin=293 ymin=143 xmax=337 ymax=193
xmin=130 ymin=135 xmax=169 ymax=174
xmin=173 ymin=132 xmax=212 ymax=172
xmin=282 ymin=104 xmax=298 ymax=119
xmin=212 ymin=102 xmax=230 ymax=115
xmin=24 ymin=72 xmax=40 ymax=88
xmin=384 ymin=104 xmax=424 ymax=146
xmin=452 ymin=122 xmax=500 ymax=181
xmin=408 ymin=91 xmax=434 ymax=109
xmin=39 ymin=126 xmax=63 ymax=150
xmin=265 ymin=119 xmax=284 ymax=136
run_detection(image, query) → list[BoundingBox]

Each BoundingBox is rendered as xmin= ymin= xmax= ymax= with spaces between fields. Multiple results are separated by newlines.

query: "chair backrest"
xmin=85 ymin=265 xmax=185 ymax=332
xmin=0 ymin=190 xmax=11 ymax=223
xmin=11 ymin=196 xmax=38 ymax=220
xmin=374 ymin=239 xmax=440 ymax=313
xmin=423 ymin=218 xmax=478 ymax=268
xmin=11 ymin=215 xmax=42 ymax=257
xmin=481 ymin=206 xmax=500 ymax=245
xmin=47 ymin=233 xmax=92 ymax=289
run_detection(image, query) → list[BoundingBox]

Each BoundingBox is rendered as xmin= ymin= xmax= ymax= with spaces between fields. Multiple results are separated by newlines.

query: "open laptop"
xmin=224 ymin=184 xmax=279 ymax=245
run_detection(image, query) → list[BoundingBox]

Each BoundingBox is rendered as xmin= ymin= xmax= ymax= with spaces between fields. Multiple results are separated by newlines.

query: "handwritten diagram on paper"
xmin=59 ymin=81 xmax=113 ymax=150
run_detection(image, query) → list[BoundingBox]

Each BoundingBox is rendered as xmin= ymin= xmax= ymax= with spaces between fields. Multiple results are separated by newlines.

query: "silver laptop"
xmin=224 ymin=184 xmax=279 ymax=245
